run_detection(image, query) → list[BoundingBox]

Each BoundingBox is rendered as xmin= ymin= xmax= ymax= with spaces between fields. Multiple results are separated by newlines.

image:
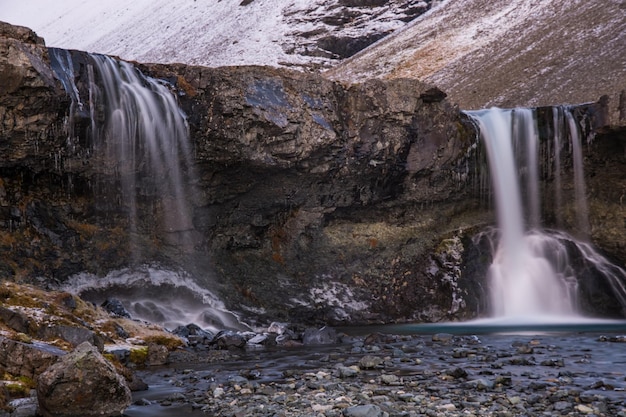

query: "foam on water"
xmin=63 ymin=266 xmax=249 ymax=332
xmin=466 ymin=107 xmax=626 ymax=320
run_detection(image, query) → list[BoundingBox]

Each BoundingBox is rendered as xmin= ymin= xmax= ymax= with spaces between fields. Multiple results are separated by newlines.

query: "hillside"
xmin=325 ymin=0 xmax=626 ymax=121
xmin=0 ymin=0 xmax=432 ymax=71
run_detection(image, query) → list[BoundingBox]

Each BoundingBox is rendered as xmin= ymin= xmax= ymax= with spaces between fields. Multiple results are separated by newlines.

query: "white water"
xmin=468 ymin=108 xmax=578 ymax=319
xmin=48 ymin=51 xmax=253 ymax=331
xmin=89 ymin=54 xmax=195 ymax=243
xmin=63 ymin=267 xmax=248 ymax=332
xmin=468 ymin=107 xmax=626 ymax=321
xmin=50 ymin=49 xmax=196 ymax=251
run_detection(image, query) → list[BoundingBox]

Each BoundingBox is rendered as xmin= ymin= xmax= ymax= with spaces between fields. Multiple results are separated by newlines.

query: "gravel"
xmin=124 ymin=331 xmax=626 ymax=417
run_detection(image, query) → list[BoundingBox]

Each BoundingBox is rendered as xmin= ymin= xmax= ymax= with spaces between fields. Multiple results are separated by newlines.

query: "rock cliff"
xmin=0 ymin=21 xmax=624 ymax=327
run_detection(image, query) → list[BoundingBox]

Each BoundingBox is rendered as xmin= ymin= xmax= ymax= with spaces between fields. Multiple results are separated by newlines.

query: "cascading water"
xmin=49 ymin=49 xmax=247 ymax=331
xmin=467 ymin=107 xmax=626 ymax=321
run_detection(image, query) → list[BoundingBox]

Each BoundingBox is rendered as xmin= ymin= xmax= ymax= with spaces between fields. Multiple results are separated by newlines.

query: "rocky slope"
xmin=325 ymin=0 xmax=626 ymax=125
xmin=0 ymin=0 xmax=433 ymax=71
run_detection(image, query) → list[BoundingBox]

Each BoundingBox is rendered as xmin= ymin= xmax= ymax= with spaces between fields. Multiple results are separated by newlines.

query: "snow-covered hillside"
xmin=3 ymin=0 xmax=624 ymax=118
xmin=0 ymin=0 xmax=431 ymax=70
xmin=326 ymin=0 xmax=626 ymax=117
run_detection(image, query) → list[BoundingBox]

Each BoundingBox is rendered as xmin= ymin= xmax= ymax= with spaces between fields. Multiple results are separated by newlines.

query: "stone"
xmin=447 ymin=367 xmax=468 ymax=379
xmin=147 ymin=343 xmax=169 ymax=366
xmin=380 ymin=374 xmax=399 ymax=385
xmin=38 ymin=324 xmax=104 ymax=350
xmin=337 ymin=365 xmax=359 ymax=378
xmin=101 ymin=298 xmax=131 ymax=318
xmin=0 ymin=337 xmax=62 ymax=380
xmin=432 ymin=333 xmax=454 ymax=343
xmin=212 ymin=331 xmax=247 ymax=349
xmin=36 ymin=342 xmax=131 ymax=417
xmin=0 ymin=307 xmax=33 ymax=335
xmin=343 ymin=404 xmax=383 ymax=417
xmin=359 ymin=355 xmax=383 ymax=369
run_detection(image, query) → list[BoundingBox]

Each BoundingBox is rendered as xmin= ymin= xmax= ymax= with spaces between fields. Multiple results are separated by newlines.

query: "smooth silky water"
xmin=452 ymin=107 xmax=626 ymax=332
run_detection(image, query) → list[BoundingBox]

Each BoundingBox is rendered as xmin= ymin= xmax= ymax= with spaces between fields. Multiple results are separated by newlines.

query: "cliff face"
xmin=0 ymin=21 xmax=624 ymax=326
xmin=0 ymin=21 xmax=484 ymax=325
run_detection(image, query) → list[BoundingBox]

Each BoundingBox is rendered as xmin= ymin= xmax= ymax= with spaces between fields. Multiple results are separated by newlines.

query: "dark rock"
xmin=112 ymin=323 xmax=130 ymax=339
xmin=420 ymin=87 xmax=447 ymax=103
xmin=317 ymin=33 xmax=387 ymax=59
xmin=339 ymin=0 xmax=389 ymax=6
xmin=212 ymin=331 xmax=247 ymax=349
xmin=0 ymin=307 xmax=34 ymax=334
xmin=37 ymin=342 xmax=131 ymax=417
xmin=127 ymin=373 xmax=149 ymax=392
xmin=448 ymin=367 xmax=468 ymax=379
xmin=101 ymin=298 xmax=131 ymax=318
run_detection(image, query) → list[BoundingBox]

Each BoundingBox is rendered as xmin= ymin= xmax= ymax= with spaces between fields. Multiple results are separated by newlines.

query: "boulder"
xmin=36 ymin=342 xmax=131 ymax=417
xmin=0 ymin=337 xmax=62 ymax=380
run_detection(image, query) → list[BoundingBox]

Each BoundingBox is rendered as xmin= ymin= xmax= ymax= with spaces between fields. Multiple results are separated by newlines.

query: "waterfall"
xmin=48 ymin=49 xmax=248 ymax=331
xmin=468 ymin=108 xmax=578 ymax=319
xmin=50 ymin=49 xmax=196 ymax=257
xmin=467 ymin=107 xmax=626 ymax=320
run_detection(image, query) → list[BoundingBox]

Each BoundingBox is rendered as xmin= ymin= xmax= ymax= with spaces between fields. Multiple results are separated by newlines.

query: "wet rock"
xmin=101 ymin=298 xmax=131 ymax=318
xmin=246 ymin=333 xmax=277 ymax=347
xmin=172 ymin=323 xmax=213 ymax=346
xmin=212 ymin=331 xmax=247 ymax=349
xmin=36 ymin=342 xmax=131 ymax=417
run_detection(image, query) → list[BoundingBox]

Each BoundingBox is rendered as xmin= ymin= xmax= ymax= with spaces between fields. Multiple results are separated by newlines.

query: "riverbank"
xmin=124 ymin=330 xmax=626 ymax=417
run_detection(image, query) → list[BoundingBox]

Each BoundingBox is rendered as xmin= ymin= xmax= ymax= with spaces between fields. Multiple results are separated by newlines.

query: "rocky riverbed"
xmin=123 ymin=327 xmax=626 ymax=417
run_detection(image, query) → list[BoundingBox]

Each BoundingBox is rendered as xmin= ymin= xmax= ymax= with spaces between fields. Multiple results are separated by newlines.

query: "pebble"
xmin=123 ymin=332 xmax=626 ymax=417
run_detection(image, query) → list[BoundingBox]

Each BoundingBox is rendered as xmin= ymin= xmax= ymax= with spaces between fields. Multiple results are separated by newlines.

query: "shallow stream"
xmin=124 ymin=323 xmax=626 ymax=416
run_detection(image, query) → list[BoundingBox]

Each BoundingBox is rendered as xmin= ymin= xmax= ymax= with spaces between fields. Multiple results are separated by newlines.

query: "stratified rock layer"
xmin=0 ymin=21 xmax=624 ymax=326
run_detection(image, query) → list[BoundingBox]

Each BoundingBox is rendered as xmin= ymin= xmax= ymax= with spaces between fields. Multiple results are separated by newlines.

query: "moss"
xmin=5 ymin=383 xmax=30 ymax=398
xmin=128 ymin=346 xmax=149 ymax=366
xmin=11 ymin=332 xmax=32 ymax=344
xmin=143 ymin=334 xmax=184 ymax=350
xmin=102 ymin=353 xmax=117 ymax=362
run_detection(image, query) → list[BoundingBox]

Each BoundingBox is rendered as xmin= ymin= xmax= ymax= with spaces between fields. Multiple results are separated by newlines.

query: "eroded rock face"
xmin=36 ymin=342 xmax=131 ymax=417
xmin=0 ymin=21 xmax=624 ymax=326
xmin=0 ymin=22 xmax=482 ymax=325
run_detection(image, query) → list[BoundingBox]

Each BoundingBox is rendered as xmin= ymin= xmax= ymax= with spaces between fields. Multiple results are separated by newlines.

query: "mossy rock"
xmin=128 ymin=346 xmax=149 ymax=366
